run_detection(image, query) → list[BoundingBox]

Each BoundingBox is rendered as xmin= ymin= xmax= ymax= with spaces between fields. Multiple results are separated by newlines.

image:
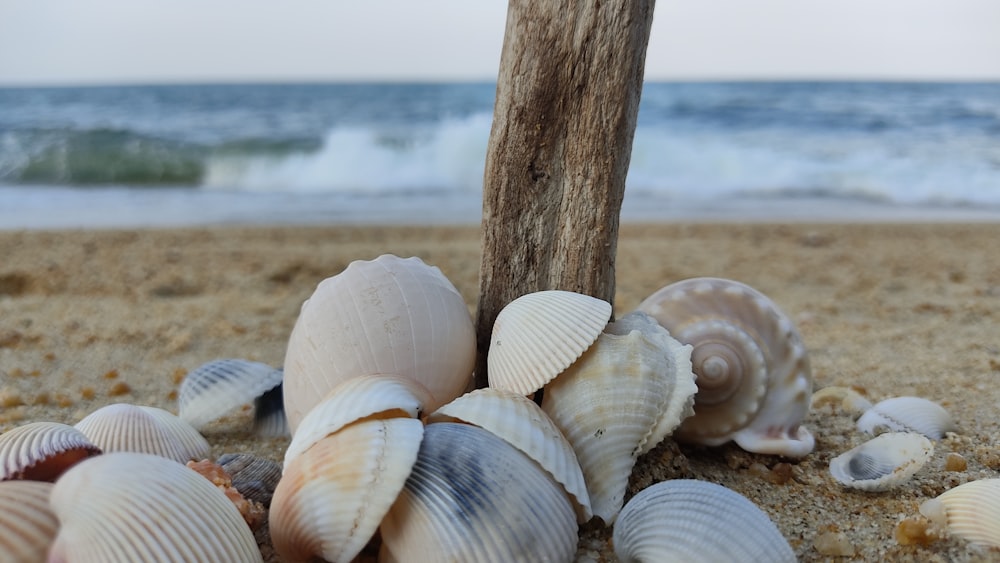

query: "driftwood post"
xmin=475 ymin=0 xmax=656 ymax=388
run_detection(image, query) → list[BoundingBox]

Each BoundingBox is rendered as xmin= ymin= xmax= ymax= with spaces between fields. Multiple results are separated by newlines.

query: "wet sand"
xmin=1 ymin=223 xmax=998 ymax=561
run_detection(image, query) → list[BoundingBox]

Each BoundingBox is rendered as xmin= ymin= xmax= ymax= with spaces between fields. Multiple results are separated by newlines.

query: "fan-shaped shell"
xmin=920 ymin=478 xmax=1000 ymax=549
xmin=0 ymin=421 xmax=101 ymax=481
xmin=48 ymin=452 xmax=261 ymax=562
xmin=217 ymin=453 xmax=282 ymax=508
xmin=488 ymin=290 xmax=612 ymax=395
xmin=379 ymin=422 xmax=578 ymax=563
xmin=177 ymin=358 xmax=285 ymax=435
xmin=829 ymin=432 xmax=933 ymax=491
xmin=74 ymin=403 xmax=211 ymax=463
xmin=428 ymin=386 xmax=592 ymax=522
xmin=283 ymin=254 xmax=475 ymax=433
xmin=270 ymin=417 xmax=424 ymax=563
xmin=0 ymin=480 xmax=58 ymax=562
xmin=856 ymin=396 xmax=956 ymax=440
xmin=613 ymin=479 xmax=795 ymax=563
xmin=636 ymin=277 xmax=815 ymax=457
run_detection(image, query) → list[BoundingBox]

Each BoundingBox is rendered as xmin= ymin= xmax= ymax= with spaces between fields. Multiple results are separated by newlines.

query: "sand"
xmin=1 ymin=223 xmax=998 ymax=562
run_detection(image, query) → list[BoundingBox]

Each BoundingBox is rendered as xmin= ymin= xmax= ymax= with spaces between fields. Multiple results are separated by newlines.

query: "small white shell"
xmin=0 ymin=480 xmax=58 ymax=561
xmin=810 ymin=386 xmax=873 ymax=414
xmin=74 ymin=403 xmax=211 ymax=463
xmin=613 ymin=479 xmax=795 ymax=563
xmin=49 ymin=452 xmax=261 ymax=562
xmin=920 ymin=478 xmax=1000 ymax=549
xmin=487 ymin=290 xmax=612 ymax=395
xmin=177 ymin=358 xmax=285 ymax=435
xmin=0 ymin=421 xmax=101 ymax=481
xmin=829 ymin=432 xmax=933 ymax=491
xmin=856 ymin=396 xmax=956 ymax=440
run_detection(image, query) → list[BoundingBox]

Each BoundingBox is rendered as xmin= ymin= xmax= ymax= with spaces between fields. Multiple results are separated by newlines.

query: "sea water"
xmin=1 ymin=82 xmax=999 ymax=228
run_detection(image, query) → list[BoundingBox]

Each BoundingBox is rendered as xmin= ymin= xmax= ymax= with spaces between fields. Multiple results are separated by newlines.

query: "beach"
xmin=1 ymin=222 xmax=998 ymax=562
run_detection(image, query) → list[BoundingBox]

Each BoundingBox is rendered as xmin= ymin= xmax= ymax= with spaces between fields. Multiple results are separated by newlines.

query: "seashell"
xmin=613 ymin=479 xmax=795 ymax=562
xmin=428 ymin=386 xmax=593 ymax=522
xmin=379 ymin=422 xmax=578 ymax=563
xmin=49 ymin=452 xmax=261 ymax=562
xmin=0 ymin=421 xmax=101 ymax=481
xmin=540 ymin=313 xmax=697 ymax=525
xmin=283 ymin=254 xmax=475 ymax=432
xmin=810 ymin=385 xmax=873 ymax=414
xmin=177 ymin=358 xmax=287 ymax=437
xmin=217 ymin=453 xmax=282 ymax=508
xmin=636 ymin=277 xmax=815 ymax=457
xmin=920 ymin=478 xmax=1000 ymax=549
xmin=0 ymin=480 xmax=58 ymax=562
xmin=270 ymin=417 xmax=424 ymax=563
xmin=829 ymin=432 xmax=933 ymax=491
xmin=856 ymin=396 xmax=956 ymax=440
xmin=186 ymin=459 xmax=268 ymax=531
xmin=487 ymin=290 xmax=613 ymax=395
xmin=74 ymin=403 xmax=211 ymax=463
xmin=252 ymin=382 xmax=289 ymax=438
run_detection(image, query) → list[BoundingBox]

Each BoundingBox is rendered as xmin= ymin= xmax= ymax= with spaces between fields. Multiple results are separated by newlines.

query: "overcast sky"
xmin=1 ymin=0 xmax=999 ymax=85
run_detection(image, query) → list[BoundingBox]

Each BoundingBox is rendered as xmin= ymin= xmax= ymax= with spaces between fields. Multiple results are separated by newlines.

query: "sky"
xmin=1 ymin=0 xmax=999 ymax=85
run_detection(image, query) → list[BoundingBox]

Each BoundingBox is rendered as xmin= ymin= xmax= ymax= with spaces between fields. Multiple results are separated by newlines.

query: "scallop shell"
xmin=48 ymin=452 xmax=261 ymax=562
xmin=0 ymin=480 xmax=58 ymax=562
xmin=177 ymin=358 xmax=286 ymax=436
xmin=283 ymin=254 xmax=475 ymax=433
xmin=487 ymin=290 xmax=613 ymax=395
xmin=0 ymin=421 xmax=101 ymax=481
xmin=74 ymin=403 xmax=211 ymax=463
xmin=856 ymin=396 xmax=956 ymax=440
xmin=270 ymin=417 xmax=424 ymax=563
xmin=428 ymin=386 xmax=593 ymax=522
xmin=636 ymin=277 xmax=815 ymax=457
xmin=379 ymin=422 xmax=578 ymax=563
xmin=829 ymin=432 xmax=933 ymax=491
xmin=217 ymin=453 xmax=282 ymax=508
xmin=613 ymin=479 xmax=795 ymax=562
xmin=920 ymin=478 xmax=1000 ymax=549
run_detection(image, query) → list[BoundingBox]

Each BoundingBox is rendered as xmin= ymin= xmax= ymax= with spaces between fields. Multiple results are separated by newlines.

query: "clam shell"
xmin=0 ymin=421 xmax=101 ymax=481
xmin=829 ymin=432 xmax=933 ymax=491
xmin=637 ymin=277 xmax=815 ymax=457
xmin=74 ymin=403 xmax=211 ymax=463
xmin=270 ymin=417 xmax=424 ymax=563
xmin=856 ymin=396 xmax=955 ymax=440
xmin=428 ymin=386 xmax=593 ymax=522
xmin=613 ymin=479 xmax=795 ymax=562
xmin=177 ymin=358 xmax=284 ymax=435
xmin=920 ymin=478 xmax=1000 ymax=549
xmin=283 ymin=254 xmax=475 ymax=432
xmin=217 ymin=453 xmax=282 ymax=508
xmin=380 ymin=422 xmax=578 ymax=563
xmin=48 ymin=452 xmax=261 ymax=562
xmin=487 ymin=290 xmax=612 ymax=395
xmin=252 ymin=383 xmax=289 ymax=438
xmin=0 ymin=480 xmax=58 ymax=562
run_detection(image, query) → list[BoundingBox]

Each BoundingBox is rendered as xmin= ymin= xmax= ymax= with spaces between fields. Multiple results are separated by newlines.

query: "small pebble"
xmin=944 ymin=452 xmax=967 ymax=472
xmin=895 ymin=515 xmax=939 ymax=546
xmin=108 ymin=381 xmax=131 ymax=396
xmin=813 ymin=530 xmax=855 ymax=556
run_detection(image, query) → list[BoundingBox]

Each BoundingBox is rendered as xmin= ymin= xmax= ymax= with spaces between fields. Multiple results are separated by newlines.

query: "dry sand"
xmin=1 ymin=223 xmax=998 ymax=562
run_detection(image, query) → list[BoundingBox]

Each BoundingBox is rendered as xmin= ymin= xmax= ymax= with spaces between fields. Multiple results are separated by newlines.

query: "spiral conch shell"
xmin=636 ymin=277 xmax=815 ymax=457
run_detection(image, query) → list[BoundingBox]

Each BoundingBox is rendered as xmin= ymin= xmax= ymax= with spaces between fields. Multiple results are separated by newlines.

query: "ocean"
xmin=1 ymin=81 xmax=999 ymax=228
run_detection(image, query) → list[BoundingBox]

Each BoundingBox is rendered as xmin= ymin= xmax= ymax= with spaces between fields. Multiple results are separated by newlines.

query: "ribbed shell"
xmin=829 ymin=432 xmax=933 ymax=491
xmin=428 ymin=387 xmax=592 ymax=522
xmin=177 ymin=358 xmax=284 ymax=432
xmin=0 ymin=480 xmax=58 ymax=562
xmin=217 ymin=453 xmax=282 ymax=508
xmin=636 ymin=277 xmax=815 ymax=457
xmin=613 ymin=479 xmax=795 ymax=563
xmin=270 ymin=417 xmax=424 ymax=563
xmin=48 ymin=452 xmax=261 ymax=562
xmin=252 ymin=383 xmax=289 ymax=438
xmin=487 ymin=290 xmax=612 ymax=395
xmin=856 ymin=396 xmax=956 ymax=440
xmin=74 ymin=403 xmax=211 ymax=463
xmin=380 ymin=422 xmax=577 ymax=563
xmin=920 ymin=478 xmax=1000 ymax=549
xmin=283 ymin=254 xmax=475 ymax=433
xmin=0 ymin=421 xmax=101 ymax=481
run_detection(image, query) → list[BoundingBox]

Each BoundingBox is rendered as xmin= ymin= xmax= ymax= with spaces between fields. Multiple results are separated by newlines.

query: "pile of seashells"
xmin=1 ymin=253 xmax=998 ymax=561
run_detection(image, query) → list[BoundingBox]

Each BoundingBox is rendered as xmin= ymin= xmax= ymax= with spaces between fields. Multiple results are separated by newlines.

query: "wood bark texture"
xmin=474 ymin=0 xmax=655 ymax=388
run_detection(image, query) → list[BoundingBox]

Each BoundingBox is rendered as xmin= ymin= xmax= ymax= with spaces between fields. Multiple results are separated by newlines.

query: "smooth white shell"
xmin=74 ymin=403 xmax=211 ymax=463
xmin=0 ymin=421 xmax=101 ymax=481
xmin=0 ymin=480 xmax=58 ymax=561
xmin=829 ymin=432 xmax=933 ymax=491
xmin=488 ymin=290 xmax=612 ymax=395
xmin=177 ymin=358 xmax=284 ymax=433
xmin=613 ymin=479 xmax=795 ymax=563
xmin=920 ymin=478 xmax=1000 ymax=549
xmin=283 ymin=254 xmax=475 ymax=432
xmin=856 ymin=396 xmax=956 ymax=440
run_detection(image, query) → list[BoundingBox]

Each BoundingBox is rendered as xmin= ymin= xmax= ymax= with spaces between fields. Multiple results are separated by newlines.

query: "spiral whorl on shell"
xmin=637 ymin=277 xmax=814 ymax=457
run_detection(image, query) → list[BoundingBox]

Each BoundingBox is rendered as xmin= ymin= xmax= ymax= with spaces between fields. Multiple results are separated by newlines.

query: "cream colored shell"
xmin=920 ymin=478 xmax=1000 ymax=549
xmin=856 ymin=396 xmax=956 ymax=440
xmin=74 ymin=403 xmax=211 ymax=463
xmin=829 ymin=432 xmax=933 ymax=491
xmin=0 ymin=480 xmax=58 ymax=562
xmin=0 ymin=421 xmax=101 ymax=481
